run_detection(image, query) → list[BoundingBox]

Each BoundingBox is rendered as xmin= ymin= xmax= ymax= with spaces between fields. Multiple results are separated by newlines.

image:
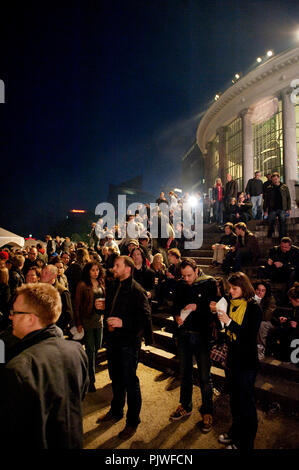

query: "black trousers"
xmin=226 ymin=365 xmax=258 ymax=450
xmin=106 ymin=344 xmax=141 ymax=427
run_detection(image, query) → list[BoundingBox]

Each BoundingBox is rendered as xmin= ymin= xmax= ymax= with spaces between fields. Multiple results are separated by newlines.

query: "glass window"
xmin=253 ymin=100 xmax=283 ymax=180
xmin=225 ymin=117 xmax=243 ymax=190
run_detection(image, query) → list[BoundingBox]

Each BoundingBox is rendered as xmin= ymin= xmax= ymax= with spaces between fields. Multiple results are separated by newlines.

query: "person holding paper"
xmin=210 ymin=272 xmax=261 ymax=450
xmin=169 ymin=258 xmax=218 ymax=434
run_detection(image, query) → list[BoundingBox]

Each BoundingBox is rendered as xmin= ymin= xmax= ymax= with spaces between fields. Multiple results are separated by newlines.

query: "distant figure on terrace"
xmin=263 ymin=172 xmax=291 ymax=239
xmin=212 ymin=178 xmax=225 ymax=225
xmin=245 ymin=171 xmax=263 ymax=220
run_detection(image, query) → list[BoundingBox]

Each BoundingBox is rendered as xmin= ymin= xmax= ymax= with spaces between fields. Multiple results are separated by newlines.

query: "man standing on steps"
xmin=245 ymin=171 xmax=264 ymax=220
xmin=97 ymin=255 xmax=152 ymax=440
xmin=263 ymin=172 xmax=291 ymax=239
xmin=169 ymin=258 xmax=218 ymax=433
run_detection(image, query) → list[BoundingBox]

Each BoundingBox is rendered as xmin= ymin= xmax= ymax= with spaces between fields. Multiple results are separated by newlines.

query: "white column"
xmin=281 ymin=87 xmax=298 ymax=209
xmin=240 ymin=108 xmax=254 ymax=192
xmin=217 ymin=126 xmax=227 ymax=184
xmin=205 ymin=141 xmax=214 ymax=189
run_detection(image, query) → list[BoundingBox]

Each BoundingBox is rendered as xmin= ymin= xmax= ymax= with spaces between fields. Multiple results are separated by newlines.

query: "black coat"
xmin=0 ymin=324 xmax=89 ymax=449
xmin=104 ymin=276 xmax=152 ymax=347
xmin=224 ymin=299 xmax=262 ymax=370
xmin=8 ymin=267 xmax=25 ymax=300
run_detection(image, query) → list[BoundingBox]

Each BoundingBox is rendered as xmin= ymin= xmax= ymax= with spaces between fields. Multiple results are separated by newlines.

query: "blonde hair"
xmin=152 ymin=253 xmax=166 ymax=271
xmin=16 ymin=283 xmax=62 ymax=326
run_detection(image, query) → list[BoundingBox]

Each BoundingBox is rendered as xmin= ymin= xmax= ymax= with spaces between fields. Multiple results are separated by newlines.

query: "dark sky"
xmin=1 ymin=0 xmax=299 ymax=238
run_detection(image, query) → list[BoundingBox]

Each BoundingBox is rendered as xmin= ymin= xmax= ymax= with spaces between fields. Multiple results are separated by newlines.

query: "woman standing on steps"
xmin=210 ymin=272 xmax=262 ymax=450
xmin=75 ymin=262 xmax=106 ymax=393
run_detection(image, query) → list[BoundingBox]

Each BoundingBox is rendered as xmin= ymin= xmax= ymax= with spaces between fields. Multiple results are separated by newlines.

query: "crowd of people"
xmin=0 ymin=178 xmax=297 ymax=450
xmin=205 ymin=171 xmax=291 ymax=241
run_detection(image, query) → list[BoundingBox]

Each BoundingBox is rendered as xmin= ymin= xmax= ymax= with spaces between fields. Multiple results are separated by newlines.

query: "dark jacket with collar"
xmin=268 ymin=245 xmax=299 ymax=268
xmin=263 ymin=183 xmax=291 ymax=212
xmin=225 ymin=179 xmax=238 ymax=203
xmin=224 ymin=299 xmax=262 ymax=370
xmin=104 ymin=276 xmax=152 ymax=347
xmin=0 ymin=324 xmax=89 ymax=449
xmin=8 ymin=266 xmax=25 ymax=300
xmin=173 ymin=273 xmax=218 ymax=343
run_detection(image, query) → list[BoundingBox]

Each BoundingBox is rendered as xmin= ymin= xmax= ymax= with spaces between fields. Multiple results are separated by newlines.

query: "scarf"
xmin=217 ymin=184 xmax=223 ymax=202
xmin=227 ymin=298 xmax=247 ymax=341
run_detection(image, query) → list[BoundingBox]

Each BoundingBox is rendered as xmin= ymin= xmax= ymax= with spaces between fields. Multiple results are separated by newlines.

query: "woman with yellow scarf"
xmin=212 ymin=272 xmax=262 ymax=450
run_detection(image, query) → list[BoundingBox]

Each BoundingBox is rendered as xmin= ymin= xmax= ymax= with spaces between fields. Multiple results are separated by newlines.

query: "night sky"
xmin=1 ymin=0 xmax=299 ymax=238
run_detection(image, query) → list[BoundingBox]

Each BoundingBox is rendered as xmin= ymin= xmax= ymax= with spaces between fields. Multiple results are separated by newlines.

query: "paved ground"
xmin=82 ymin=361 xmax=299 ymax=450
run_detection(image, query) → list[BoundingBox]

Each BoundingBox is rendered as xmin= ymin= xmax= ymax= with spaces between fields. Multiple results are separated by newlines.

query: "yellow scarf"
xmin=227 ymin=298 xmax=247 ymax=341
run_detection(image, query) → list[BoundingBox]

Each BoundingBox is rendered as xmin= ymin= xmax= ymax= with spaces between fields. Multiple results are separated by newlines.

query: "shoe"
xmin=169 ymin=404 xmax=191 ymax=421
xmin=218 ymin=433 xmax=233 ymax=445
xmin=225 ymin=444 xmax=238 ymax=449
xmin=201 ymin=414 xmax=213 ymax=433
xmin=88 ymin=383 xmax=97 ymax=393
xmin=96 ymin=410 xmax=123 ymax=424
xmin=118 ymin=425 xmax=137 ymax=440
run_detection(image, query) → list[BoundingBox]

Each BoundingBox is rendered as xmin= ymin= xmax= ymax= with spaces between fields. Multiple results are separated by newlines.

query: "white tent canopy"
xmin=0 ymin=227 xmax=25 ymax=249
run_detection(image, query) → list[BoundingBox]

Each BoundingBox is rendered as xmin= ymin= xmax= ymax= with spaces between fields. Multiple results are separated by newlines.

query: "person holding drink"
xmin=74 ymin=262 xmax=106 ymax=392
xmin=210 ymin=272 xmax=262 ymax=450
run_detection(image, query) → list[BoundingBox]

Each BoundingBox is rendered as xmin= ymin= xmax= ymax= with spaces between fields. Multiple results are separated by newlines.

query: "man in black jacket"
xmin=263 ymin=172 xmax=291 ymax=239
xmin=98 ymin=255 xmax=152 ymax=440
xmin=169 ymin=258 xmax=218 ymax=433
xmin=245 ymin=171 xmax=263 ymax=220
xmin=258 ymin=237 xmax=299 ymax=284
xmin=0 ymin=283 xmax=89 ymax=449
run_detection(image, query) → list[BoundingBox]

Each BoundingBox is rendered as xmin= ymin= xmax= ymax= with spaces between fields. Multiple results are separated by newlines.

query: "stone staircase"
xmin=96 ymin=218 xmax=299 ymax=414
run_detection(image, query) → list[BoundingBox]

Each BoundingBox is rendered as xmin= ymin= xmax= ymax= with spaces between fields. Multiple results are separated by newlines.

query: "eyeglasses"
xmin=10 ymin=310 xmax=39 ymax=317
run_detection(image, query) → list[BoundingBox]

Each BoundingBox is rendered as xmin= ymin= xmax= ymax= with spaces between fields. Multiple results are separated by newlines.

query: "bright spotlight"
xmin=235 ymin=73 xmax=240 ymax=79
xmin=267 ymin=50 xmax=273 ymax=57
xmin=214 ymin=94 xmax=220 ymax=101
xmin=256 ymin=57 xmax=262 ymax=63
xmin=188 ymin=196 xmax=198 ymax=208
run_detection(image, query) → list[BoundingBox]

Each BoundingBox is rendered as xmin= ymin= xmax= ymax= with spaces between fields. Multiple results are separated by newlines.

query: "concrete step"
xmin=139 ymin=344 xmax=299 ymax=413
xmin=190 ymin=256 xmax=213 ymax=265
xmin=151 ymin=312 xmax=176 ymax=333
xmin=152 ymin=329 xmax=177 ymax=354
xmin=259 ymin=357 xmax=299 ymax=383
xmin=96 ymin=343 xmax=299 ymax=413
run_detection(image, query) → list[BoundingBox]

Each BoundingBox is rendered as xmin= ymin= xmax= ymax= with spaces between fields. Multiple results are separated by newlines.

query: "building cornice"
xmin=196 ymin=47 xmax=299 ymax=153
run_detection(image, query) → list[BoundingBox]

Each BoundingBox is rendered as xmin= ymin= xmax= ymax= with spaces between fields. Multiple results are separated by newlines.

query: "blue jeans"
xmin=84 ymin=327 xmax=103 ymax=384
xmin=268 ymin=209 xmax=287 ymax=238
xmin=177 ymin=331 xmax=213 ymax=414
xmin=226 ymin=367 xmax=258 ymax=450
xmin=214 ymin=200 xmax=224 ymax=224
xmin=251 ymin=195 xmax=263 ymax=220
xmin=106 ymin=345 xmax=141 ymax=427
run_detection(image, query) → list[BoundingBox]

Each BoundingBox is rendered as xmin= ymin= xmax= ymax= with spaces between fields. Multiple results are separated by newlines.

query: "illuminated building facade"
xmin=196 ymin=46 xmax=299 ymax=209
